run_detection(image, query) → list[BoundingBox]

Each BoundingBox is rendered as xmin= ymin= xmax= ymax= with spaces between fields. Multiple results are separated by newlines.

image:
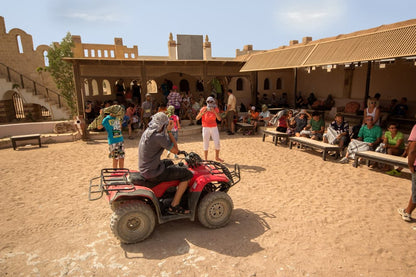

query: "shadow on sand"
xmin=121 ymin=208 xmax=274 ymax=259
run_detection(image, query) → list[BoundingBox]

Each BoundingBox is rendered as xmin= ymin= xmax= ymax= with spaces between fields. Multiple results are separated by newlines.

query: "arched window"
xmin=264 ymin=78 xmax=270 ymax=90
xmin=83 ymin=79 xmax=89 ymax=96
xmin=91 ymin=79 xmax=99 ymax=96
xmin=16 ymin=35 xmax=23 ymax=54
xmin=276 ymin=78 xmax=282 ymax=90
xmin=236 ymin=78 xmax=243 ymax=91
xmin=179 ymin=79 xmax=190 ymax=92
xmin=147 ymin=80 xmax=158 ymax=93
xmin=102 ymin=80 xmax=111 ymax=95
xmin=43 ymin=50 xmax=49 ymax=66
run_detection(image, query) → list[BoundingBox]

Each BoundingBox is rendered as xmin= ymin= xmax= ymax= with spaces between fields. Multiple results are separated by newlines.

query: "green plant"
xmin=45 ymin=32 xmax=77 ymax=116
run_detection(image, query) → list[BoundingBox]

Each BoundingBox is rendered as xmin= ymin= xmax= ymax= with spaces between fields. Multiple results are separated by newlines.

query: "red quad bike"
xmin=89 ymin=151 xmax=240 ymax=244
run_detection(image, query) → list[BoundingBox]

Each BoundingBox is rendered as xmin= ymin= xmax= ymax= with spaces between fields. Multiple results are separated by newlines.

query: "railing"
xmin=0 ymin=62 xmax=63 ymax=108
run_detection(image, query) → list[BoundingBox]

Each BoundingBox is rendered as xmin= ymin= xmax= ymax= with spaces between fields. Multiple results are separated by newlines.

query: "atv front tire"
xmin=110 ymin=201 xmax=155 ymax=244
xmin=197 ymin=191 xmax=233 ymax=229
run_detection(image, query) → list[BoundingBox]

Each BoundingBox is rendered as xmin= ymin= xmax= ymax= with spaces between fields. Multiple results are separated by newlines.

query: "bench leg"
xmin=289 ymin=141 xmax=293 ymax=149
xmin=274 ymin=136 xmax=278 ymax=146
xmin=322 ymin=151 xmax=327 ymax=161
xmin=353 ymin=156 xmax=359 ymax=168
xmin=12 ymin=140 xmax=17 ymax=150
xmin=262 ymin=134 xmax=266 ymax=142
xmin=38 ymin=137 xmax=42 ymax=148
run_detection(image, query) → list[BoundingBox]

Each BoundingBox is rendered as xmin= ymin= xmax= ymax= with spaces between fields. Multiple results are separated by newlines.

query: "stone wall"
xmin=0 ymin=16 xmax=56 ymax=91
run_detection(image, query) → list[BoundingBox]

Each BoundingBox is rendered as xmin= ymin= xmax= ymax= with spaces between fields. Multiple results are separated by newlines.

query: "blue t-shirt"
xmin=102 ymin=115 xmax=124 ymax=145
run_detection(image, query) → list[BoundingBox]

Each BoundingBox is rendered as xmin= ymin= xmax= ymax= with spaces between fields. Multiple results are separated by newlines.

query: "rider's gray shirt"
xmin=138 ymin=130 xmax=173 ymax=179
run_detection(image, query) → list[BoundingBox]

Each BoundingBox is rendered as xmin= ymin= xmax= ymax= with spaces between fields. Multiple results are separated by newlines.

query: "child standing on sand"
xmin=166 ymin=105 xmax=180 ymax=158
xmin=101 ymin=106 xmax=125 ymax=168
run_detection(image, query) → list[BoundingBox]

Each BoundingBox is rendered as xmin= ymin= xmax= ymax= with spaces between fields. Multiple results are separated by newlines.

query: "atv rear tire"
xmin=197 ymin=191 xmax=233 ymax=229
xmin=110 ymin=201 xmax=155 ymax=244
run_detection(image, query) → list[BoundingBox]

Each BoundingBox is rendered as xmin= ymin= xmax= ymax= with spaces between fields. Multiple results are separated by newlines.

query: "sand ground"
xmin=0 ymin=132 xmax=415 ymax=276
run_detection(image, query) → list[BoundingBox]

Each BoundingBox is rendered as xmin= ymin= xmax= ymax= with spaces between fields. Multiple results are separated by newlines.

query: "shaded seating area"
xmin=288 ymin=136 xmax=341 ymax=161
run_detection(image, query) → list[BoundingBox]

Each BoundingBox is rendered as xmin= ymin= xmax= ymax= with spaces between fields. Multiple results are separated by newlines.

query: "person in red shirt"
xmin=195 ymin=96 xmax=224 ymax=162
xmin=398 ymin=124 xmax=416 ymax=222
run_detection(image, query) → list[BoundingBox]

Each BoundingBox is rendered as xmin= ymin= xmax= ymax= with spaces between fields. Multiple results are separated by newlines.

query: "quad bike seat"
xmin=127 ymin=172 xmax=159 ymax=188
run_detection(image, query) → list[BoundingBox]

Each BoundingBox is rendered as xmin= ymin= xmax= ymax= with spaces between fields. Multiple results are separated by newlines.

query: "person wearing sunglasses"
xmin=363 ymin=97 xmax=380 ymax=126
xmin=195 ymin=97 xmax=224 ymax=162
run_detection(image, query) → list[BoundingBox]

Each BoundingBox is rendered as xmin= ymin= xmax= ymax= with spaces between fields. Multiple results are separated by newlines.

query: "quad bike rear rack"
xmin=89 ymin=168 xmax=135 ymax=201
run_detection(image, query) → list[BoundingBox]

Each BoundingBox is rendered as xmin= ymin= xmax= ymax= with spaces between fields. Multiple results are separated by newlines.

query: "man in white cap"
xmin=138 ymin=112 xmax=193 ymax=214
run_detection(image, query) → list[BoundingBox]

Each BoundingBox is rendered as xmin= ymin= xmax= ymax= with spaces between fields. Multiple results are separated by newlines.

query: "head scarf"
xmin=142 ymin=112 xmax=169 ymax=142
xmin=261 ymin=104 xmax=268 ymax=112
xmin=166 ymin=105 xmax=175 ymax=117
xmin=206 ymin=96 xmax=216 ymax=109
xmin=87 ymin=104 xmax=125 ymax=130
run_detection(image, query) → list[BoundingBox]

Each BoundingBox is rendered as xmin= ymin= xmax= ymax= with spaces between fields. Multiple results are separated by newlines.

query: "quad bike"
xmin=89 ymin=151 xmax=240 ymax=244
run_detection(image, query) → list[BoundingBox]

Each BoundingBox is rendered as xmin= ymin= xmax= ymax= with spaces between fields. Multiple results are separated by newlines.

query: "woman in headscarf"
xmin=195 ymin=96 xmax=224 ymax=162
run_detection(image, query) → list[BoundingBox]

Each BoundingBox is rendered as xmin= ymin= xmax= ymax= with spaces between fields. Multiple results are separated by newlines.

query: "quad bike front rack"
xmin=203 ymin=161 xmax=241 ymax=187
xmin=89 ymin=168 xmax=135 ymax=201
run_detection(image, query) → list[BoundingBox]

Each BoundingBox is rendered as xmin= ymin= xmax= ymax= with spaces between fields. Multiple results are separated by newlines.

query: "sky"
xmin=2 ymin=0 xmax=416 ymax=58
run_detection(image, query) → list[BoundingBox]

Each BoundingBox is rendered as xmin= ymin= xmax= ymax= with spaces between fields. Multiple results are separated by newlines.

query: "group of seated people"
xmin=265 ymin=107 xmax=408 ymax=175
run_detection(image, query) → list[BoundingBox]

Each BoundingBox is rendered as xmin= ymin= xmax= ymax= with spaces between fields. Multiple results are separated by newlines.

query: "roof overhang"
xmin=241 ymin=21 xmax=416 ymax=72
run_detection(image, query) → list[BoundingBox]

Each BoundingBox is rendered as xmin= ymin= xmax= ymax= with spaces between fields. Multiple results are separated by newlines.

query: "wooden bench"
xmin=289 ymin=136 xmax=341 ymax=161
xmin=262 ymin=130 xmax=289 ymax=145
xmin=352 ymin=150 xmax=408 ymax=168
xmin=236 ymin=122 xmax=255 ymax=134
xmin=10 ymin=134 xmax=42 ymax=150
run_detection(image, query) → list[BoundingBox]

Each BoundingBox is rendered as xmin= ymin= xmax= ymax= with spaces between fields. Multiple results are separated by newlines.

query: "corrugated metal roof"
xmin=240 ymin=20 xmax=416 ymax=72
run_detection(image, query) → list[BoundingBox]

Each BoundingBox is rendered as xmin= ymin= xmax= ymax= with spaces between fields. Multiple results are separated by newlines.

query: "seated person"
xmin=286 ymin=110 xmax=296 ymax=136
xmin=275 ymin=110 xmax=288 ymax=133
xmin=294 ymin=110 xmax=311 ymax=137
xmin=138 ymin=112 xmax=193 ymax=214
xmin=339 ymin=115 xmax=382 ymax=164
xmin=244 ymin=106 xmax=259 ymax=124
xmin=393 ymin=97 xmax=408 ymax=117
xmin=300 ymin=111 xmax=325 ymax=140
xmin=257 ymin=104 xmax=272 ymax=127
xmin=323 ymin=113 xmax=350 ymax=150
xmin=323 ymin=94 xmax=335 ymax=110
xmin=381 ymin=123 xmax=406 ymax=174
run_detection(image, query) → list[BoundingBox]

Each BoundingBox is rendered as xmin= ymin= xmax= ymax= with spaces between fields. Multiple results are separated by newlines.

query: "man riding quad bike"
xmin=89 ymin=112 xmax=240 ymax=244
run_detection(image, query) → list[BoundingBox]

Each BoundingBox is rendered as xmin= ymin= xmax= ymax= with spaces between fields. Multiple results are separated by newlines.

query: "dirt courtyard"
xmin=0 ymin=134 xmax=415 ymax=276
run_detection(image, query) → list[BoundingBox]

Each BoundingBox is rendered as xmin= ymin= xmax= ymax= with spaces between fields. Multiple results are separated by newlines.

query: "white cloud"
xmin=275 ymin=0 xmax=346 ymax=29
xmin=64 ymin=12 xmax=120 ymax=23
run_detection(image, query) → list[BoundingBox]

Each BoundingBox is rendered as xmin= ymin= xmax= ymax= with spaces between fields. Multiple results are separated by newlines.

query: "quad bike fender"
xmin=109 ymin=188 xmax=163 ymax=222
xmin=188 ymin=191 xmax=202 ymax=221
xmin=189 ymin=175 xmax=229 ymax=192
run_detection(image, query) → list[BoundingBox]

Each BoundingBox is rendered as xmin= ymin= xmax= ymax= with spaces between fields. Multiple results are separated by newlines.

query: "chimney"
xmin=243 ymin=45 xmax=253 ymax=51
xmin=302 ymin=37 xmax=312 ymax=44
xmin=203 ymin=35 xmax=212 ymax=60
xmin=168 ymin=32 xmax=177 ymax=60
xmin=289 ymin=40 xmax=299 ymax=46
